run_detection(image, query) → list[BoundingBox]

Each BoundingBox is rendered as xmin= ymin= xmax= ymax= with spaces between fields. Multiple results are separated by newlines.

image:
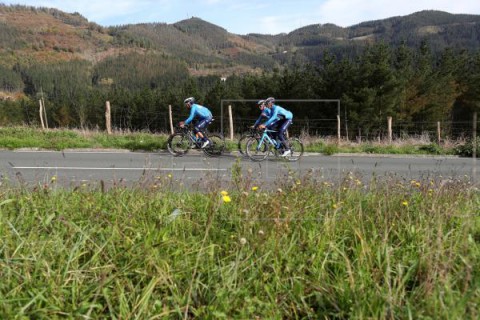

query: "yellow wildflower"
xmin=222 ymin=195 xmax=232 ymax=203
xmin=402 ymin=200 xmax=408 ymax=207
xmin=252 ymin=186 xmax=258 ymax=191
xmin=220 ymin=190 xmax=229 ymax=196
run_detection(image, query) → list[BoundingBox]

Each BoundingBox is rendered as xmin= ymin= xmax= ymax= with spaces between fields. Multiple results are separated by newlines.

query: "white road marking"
xmin=11 ymin=167 xmax=227 ymax=171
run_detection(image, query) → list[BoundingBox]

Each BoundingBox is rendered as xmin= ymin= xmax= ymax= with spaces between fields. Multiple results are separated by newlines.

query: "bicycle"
xmin=245 ymin=128 xmax=304 ymax=162
xmin=167 ymin=125 xmax=225 ymax=157
xmin=237 ymin=127 xmax=260 ymax=155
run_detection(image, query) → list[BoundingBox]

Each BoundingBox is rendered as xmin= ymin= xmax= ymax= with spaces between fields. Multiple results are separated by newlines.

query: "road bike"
xmin=237 ymin=127 xmax=260 ymax=155
xmin=245 ymin=128 xmax=304 ymax=162
xmin=167 ymin=125 xmax=225 ymax=157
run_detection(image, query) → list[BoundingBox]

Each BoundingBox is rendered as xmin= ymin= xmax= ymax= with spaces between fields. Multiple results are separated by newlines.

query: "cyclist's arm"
xmin=184 ymin=105 xmax=197 ymax=125
xmin=253 ymin=113 xmax=266 ymax=127
xmin=263 ymin=108 xmax=279 ymax=126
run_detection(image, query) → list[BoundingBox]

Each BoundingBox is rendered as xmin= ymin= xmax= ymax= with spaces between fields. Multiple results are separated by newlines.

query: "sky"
xmin=3 ymin=0 xmax=480 ymax=35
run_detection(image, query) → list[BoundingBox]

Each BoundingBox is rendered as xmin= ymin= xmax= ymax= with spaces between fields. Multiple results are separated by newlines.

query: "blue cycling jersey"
xmin=253 ymin=108 xmax=273 ymax=127
xmin=184 ymin=103 xmax=213 ymax=125
xmin=263 ymin=104 xmax=293 ymax=126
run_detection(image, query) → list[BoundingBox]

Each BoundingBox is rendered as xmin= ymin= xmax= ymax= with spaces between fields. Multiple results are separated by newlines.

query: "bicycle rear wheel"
xmin=284 ymin=137 xmax=304 ymax=161
xmin=167 ymin=133 xmax=191 ymax=156
xmin=202 ymin=134 xmax=225 ymax=157
xmin=246 ymin=137 xmax=269 ymax=161
xmin=237 ymin=133 xmax=251 ymax=155
xmin=237 ymin=129 xmax=258 ymax=155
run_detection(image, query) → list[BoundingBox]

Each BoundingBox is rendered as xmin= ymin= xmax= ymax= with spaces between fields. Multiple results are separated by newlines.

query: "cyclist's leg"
xmin=192 ymin=121 xmax=200 ymax=139
xmin=278 ymin=119 xmax=292 ymax=150
xmin=194 ymin=118 xmax=207 ymax=140
xmin=267 ymin=120 xmax=280 ymax=148
xmin=196 ymin=117 xmax=212 ymax=148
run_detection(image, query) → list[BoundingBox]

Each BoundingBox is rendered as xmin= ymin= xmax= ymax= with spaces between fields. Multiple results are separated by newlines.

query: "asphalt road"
xmin=1 ymin=150 xmax=479 ymax=189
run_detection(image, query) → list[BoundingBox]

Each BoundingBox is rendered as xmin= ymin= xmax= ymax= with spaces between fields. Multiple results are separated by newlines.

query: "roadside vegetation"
xmin=1 ymin=126 xmax=479 ymax=156
xmin=0 ymin=167 xmax=479 ymax=318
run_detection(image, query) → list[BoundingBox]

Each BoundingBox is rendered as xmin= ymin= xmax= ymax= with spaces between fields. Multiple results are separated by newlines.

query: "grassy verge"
xmin=0 ymin=127 xmax=168 ymax=151
xmin=0 ymin=171 xmax=479 ymax=318
xmin=0 ymin=126 xmax=471 ymax=155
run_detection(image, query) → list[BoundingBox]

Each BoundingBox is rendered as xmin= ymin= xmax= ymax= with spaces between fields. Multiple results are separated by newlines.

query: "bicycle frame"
xmin=168 ymin=124 xmax=225 ymax=157
xmin=177 ymin=126 xmax=203 ymax=146
xmin=256 ymin=129 xmax=280 ymax=151
xmin=246 ymin=128 xmax=303 ymax=162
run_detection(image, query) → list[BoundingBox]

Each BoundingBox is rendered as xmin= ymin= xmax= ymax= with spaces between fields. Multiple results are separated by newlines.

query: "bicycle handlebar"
xmin=258 ymin=127 xmax=277 ymax=133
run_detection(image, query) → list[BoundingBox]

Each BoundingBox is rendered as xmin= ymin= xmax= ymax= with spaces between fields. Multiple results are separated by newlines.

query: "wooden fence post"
xmin=473 ymin=112 xmax=477 ymax=159
xmin=105 ymin=101 xmax=112 ymax=135
xmin=38 ymin=99 xmax=45 ymax=130
xmin=473 ymin=112 xmax=478 ymax=184
xmin=169 ymin=105 xmax=174 ymax=134
xmin=387 ymin=116 xmax=392 ymax=144
xmin=337 ymin=115 xmax=341 ymax=144
xmin=437 ymin=121 xmax=441 ymax=145
xmin=42 ymin=97 xmax=48 ymax=129
xmin=228 ymin=105 xmax=234 ymax=141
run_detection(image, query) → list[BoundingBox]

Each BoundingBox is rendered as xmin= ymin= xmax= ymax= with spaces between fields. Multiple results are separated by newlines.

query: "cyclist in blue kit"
xmin=258 ymin=97 xmax=293 ymax=157
xmin=251 ymin=99 xmax=274 ymax=129
xmin=179 ymin=97 xmax=213 ymax=148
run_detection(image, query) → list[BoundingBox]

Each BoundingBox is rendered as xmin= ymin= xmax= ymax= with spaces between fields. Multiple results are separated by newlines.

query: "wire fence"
xmin=108 ymin=104 xmax=479 ymax=141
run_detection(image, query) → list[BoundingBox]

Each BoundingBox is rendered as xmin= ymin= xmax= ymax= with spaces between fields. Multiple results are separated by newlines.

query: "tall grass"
xmin=1 ymin=170 xmax=479 ymax=318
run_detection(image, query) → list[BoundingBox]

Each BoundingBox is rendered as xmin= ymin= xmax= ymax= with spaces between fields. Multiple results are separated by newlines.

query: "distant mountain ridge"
xmin=1 ymin=4 xmax=480 ymax=77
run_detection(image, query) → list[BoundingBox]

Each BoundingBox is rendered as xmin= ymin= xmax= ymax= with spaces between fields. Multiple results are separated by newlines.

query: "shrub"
xmin=419 ymin=143 xmax=443 ymax=155
xmin=453 ymin=138 xmax=480 ymax=157
xmin=322 ymin=144 xmax=338 ymax=155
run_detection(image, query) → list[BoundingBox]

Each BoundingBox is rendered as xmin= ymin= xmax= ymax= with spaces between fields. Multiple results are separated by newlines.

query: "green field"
xmin=1 ymin=168 xmax=479 ymax=318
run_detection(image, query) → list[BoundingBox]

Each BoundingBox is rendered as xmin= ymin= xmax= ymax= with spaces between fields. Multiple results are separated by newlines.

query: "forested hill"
xmin=279 ymin=10 xmax=480 ymax=61
xmin=1 ymin=5 xmax=480 ymax=75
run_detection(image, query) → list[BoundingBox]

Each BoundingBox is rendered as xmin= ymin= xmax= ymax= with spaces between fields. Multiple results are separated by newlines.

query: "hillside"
xmin=277 ymin=10 xmax=480 ymax=61
xmin=2 ymin=5 xmax=480 ymax=78
xmin=0 ymin=5 xmax=278 ymax=77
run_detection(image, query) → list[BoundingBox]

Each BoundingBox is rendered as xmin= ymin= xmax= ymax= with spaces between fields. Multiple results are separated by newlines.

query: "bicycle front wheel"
xmin=285 ymin=137 xmax=304 ymax=161
xmin=203 ymin=134 xmax=225 ymax=157
xmin=246 ymin=137 xmax=269 ymax=162
xmin=167 ymin=133 xmax=191 ymax=156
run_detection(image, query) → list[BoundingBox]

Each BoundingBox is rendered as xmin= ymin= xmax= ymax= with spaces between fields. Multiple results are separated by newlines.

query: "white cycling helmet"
xmin=184 ymin=97 xmax=195 ymax=105
xmin=265 ymin=97 xmax=275 ymax=104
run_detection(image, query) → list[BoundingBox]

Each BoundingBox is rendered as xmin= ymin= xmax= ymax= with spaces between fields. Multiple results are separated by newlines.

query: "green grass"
xmin=0 ymin=126 xmax=466 ymax=155
xmin=0 ymin=127 xmax=168 ymax=151
xmin=0 ymin=171 xmax=479 ymax=318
